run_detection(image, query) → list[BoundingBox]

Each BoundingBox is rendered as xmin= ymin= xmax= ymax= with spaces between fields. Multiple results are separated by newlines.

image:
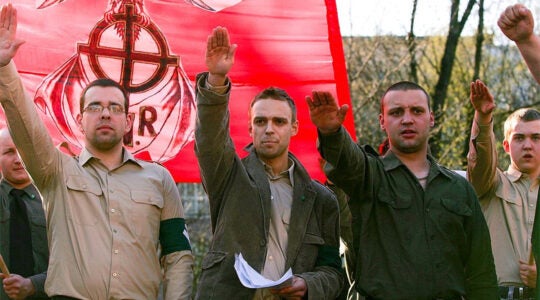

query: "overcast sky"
xmin=336 ymin=0 xmax=540 ymax=38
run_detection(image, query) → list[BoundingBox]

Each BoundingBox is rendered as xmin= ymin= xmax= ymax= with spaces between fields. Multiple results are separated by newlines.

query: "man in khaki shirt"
xmin=0 ymin=4 xmax=193 ymax=299
xmin=468 ymin=80 xmax=538 ymax=300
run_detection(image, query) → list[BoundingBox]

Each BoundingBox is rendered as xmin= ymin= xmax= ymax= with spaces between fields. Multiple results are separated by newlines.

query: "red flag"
xmin=9 ymin=0 xmax=353 ymax=182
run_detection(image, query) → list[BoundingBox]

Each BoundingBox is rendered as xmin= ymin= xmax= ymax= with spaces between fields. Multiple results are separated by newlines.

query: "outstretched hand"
xmin=470 ymin=80 xmax=495 ymax=120
xmin=498 ymin=4 xmax=535 ymax=44
xmin=205 ymin=26 xmax=237 ymax=86
xmin=0 ymin=4 xmax=24 ymax=67
xmin=306 ymin=91 xmax=348 ymax=135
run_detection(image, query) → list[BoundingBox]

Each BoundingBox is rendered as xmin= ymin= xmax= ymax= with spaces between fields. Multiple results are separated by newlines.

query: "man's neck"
xmin=260 ymin=154 xmax=290 ymax=177
xmin=5 ymin=180 xmax=31 ymax=190
xmin=392 ymin=148 xmax=430 ymax=177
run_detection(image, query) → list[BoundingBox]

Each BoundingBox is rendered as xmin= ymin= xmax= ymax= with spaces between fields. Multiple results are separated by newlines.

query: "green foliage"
xmin=343 ymin=34 xmax=540 ymax=170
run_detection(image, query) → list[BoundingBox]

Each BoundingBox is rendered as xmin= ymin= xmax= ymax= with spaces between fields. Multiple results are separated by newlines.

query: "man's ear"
xmin=379 ymin=113 xmax=384 ymax=130
xmin=124 ymin=113 xmax=134 ymax=134
xmin=503 ymin=139 xmax=510 ymax=154
xmin=291 ymin=120 xmax=299 ymax=136
xmin=76 ymin=114 xmax=84 ymax=133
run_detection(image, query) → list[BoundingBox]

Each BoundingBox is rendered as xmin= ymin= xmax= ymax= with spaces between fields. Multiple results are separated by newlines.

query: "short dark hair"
xmin=250 ymin=87 xmax=297 ymax=122
xmin=79 ymin=78 xmax=129 ymax=114
xmin=380 ymin=81 xmax=431 ymax=113
xmin=504 ymin=108 xmax=540 ymax=141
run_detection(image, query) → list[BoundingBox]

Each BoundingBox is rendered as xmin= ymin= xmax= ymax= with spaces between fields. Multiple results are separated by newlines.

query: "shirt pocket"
xmin=66 ymin=175 xmax=103 ymax=226
xmin=439 ymin=197 xmax=472 ymax=242
xmin=129 ymin=189 xmax=163 ymax=238
xmin=377 ymin=188 xmax=413 ymax=209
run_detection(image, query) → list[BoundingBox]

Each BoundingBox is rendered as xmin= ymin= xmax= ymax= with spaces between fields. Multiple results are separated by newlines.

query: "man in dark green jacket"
xmin=307 ymin=82 xmax=498 ymax=299
xmin=194 ymin=27 xmax=343 ymax=299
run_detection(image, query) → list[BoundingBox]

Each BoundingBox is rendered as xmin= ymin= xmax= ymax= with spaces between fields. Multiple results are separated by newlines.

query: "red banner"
xmin=8 ymin=0 xmax=354 ymax=182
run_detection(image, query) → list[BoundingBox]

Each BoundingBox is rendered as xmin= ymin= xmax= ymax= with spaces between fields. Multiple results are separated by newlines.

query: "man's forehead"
xmin=511 ymin=119 xmax=540 ymax=133
xmin=84 ymin=86 xmax=124 ymax=101
xmin=251 ymin=99 xmax=292 ymax=117
xmin=383 ymin=90 xmax=429 ymax=108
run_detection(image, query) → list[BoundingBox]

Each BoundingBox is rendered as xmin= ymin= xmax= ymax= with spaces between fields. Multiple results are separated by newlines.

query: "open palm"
xmin=0 ymin=4 xmax=24 ymax=67
xmin=205 ymin=26 xmax=236 ymax=77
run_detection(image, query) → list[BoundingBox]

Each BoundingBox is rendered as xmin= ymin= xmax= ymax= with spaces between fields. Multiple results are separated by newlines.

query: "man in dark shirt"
xmin=0 ymin=128 xmax=49 ymax=299
xmin=307 ymin=82 xmax=498 ymax=299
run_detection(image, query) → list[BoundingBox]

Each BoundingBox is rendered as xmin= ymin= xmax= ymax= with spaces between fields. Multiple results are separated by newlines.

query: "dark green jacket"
xmin=320 ymin=127 xmax=498 ymax=300
xmin=0 ymin=180 xmax=49 ymax=299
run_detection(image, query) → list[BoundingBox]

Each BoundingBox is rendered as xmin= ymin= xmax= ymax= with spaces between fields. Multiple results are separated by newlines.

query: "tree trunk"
xmin=408 ymin=0 xmax=419 ymax=83
xmin=430 ymin=0 xmax=476 ymax=158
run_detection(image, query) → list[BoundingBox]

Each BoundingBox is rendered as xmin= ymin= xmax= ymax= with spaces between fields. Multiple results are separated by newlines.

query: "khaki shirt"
xmin=0 ymin=61 xmax=193 ymax=299
xmin=468 ymin=121 xmax=537 ymax=285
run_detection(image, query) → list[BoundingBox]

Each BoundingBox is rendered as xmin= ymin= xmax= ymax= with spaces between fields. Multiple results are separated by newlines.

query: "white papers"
xmin=234 ymin=253 xmax=293 ymax=289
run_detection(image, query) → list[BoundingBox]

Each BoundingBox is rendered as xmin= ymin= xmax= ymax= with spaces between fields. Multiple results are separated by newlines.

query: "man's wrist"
xmin=207 ymin=72 xmax=227 ymax=86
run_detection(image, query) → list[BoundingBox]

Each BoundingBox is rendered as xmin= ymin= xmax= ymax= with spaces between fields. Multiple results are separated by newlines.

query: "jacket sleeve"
xmin=296 ymin=187 xmax=344 ymax=300
xmin=318 ymin=127 xmax=367 ymax=198
xmin=463 ymin=183 xmax=499 ymax=299
xmin=29 ymin=271 xmax=47 ymax=297
xmin=467 ymin=120 xmax=498 ymax=199
xmin=194 ymin=72 xmax=237 ymax=229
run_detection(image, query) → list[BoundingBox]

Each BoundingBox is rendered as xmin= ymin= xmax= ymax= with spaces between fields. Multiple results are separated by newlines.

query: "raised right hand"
xmin=205 ymin=26 xmax=237 ymax=86
xmin=306 ymin=91 xmax=348 ymax=135
xmin=470 ymin=80 xmax=495 ymax=117
xmin=0 ymin=4 xmax=24 ymax=67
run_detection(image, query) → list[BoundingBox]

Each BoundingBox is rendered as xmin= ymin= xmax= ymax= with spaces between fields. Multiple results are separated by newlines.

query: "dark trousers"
xmin=51 ymin=296 xmax=80 ymax=300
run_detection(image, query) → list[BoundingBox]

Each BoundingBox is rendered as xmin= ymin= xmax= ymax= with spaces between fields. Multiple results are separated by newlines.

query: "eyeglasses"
xmin=83 ymin=103 xmax=125 ymax=114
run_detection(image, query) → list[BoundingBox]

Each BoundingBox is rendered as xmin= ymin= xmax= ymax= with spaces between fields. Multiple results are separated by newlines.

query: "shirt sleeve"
xmin=161 ymin=250 xmax=194 ymax=300
xmin=467 ymin=119 xmax=498 ymax=199
xmin=0 ymin=61 xmax=60 ymax=195
xmin=157 ymin=166 xmax=194 ymax=299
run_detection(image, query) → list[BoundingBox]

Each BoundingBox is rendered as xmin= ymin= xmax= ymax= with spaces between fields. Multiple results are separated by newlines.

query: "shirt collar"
xmin=78 ymin=147 xmax=141 ymax=167
xmin=381 ymin=150 xmax=451 ymax=180
xmin=506 ymin=164 xmax=527 ymax=182
xmin=262 ymin=158 xmax=295 ymax=186
xmin=0 ymin=179 xmax=35 ymax=198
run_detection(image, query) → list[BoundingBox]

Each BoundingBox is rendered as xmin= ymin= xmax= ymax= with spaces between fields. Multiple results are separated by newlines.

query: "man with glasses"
xmin=0 ymin=4 xmax=194 ymax=299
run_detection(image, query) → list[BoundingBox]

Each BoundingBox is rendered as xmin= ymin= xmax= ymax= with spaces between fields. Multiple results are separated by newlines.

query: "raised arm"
xmin=194 ymin=27 xmax=239 ymax=226
xmin=467 ymin=80 xmax=498 ymax=198
xmin=0 ymin=4 xmax=59 ymax=191
xmin=498 ymin=4 xmax=540 ymax=84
